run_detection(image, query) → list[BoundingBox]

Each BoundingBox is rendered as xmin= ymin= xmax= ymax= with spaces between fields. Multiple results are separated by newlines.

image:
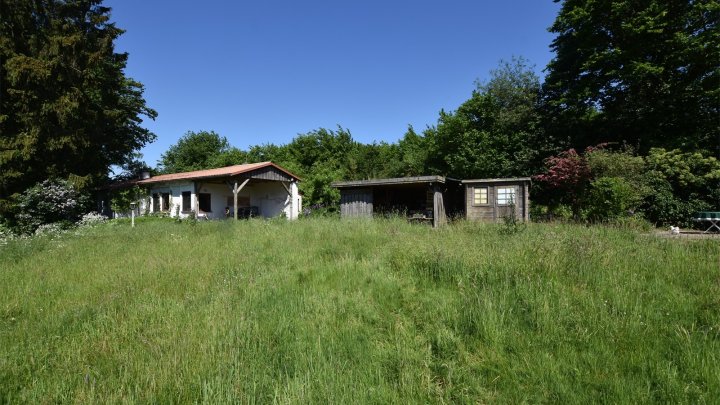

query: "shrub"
xmin=0 ymin=223 xmax=16 ymax=247
xmin=585 ymin=177 xmax=641 ymax=221
xmin=110 ymin=185 xmax=147 ymax=214
xmin=34 ymin=222 xmax=68 ymax=237
xmin=534 ymin=148 xmax=592 ymax=219
xmin=77 ymin=212 xmax=108 ymax=228
xmin=15 ymin=179 xmax=85 ymax=235
xmin=642 ymin=149 xmax=719 ymax=226
xmin=641 ymin=174 xmax=710 ymax=227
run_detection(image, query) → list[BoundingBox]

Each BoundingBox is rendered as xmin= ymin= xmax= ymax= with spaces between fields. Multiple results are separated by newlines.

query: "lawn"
xmin=1 ymin=218 xmax=718 ymax=403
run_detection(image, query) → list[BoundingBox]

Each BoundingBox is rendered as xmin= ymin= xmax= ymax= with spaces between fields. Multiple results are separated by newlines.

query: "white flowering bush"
xmin=15 ymin=179 xmax=85 ymax=234
xmin=77 ymin=212 xmax=108 ymax=227
xmin=0 ymin=223 xmax=16 ymax=246
xmin=34 ymin=223 xmax=66 ymax=237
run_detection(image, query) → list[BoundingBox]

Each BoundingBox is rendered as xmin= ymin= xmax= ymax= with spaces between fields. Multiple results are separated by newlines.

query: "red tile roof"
xmin=137 ymin=161 xmax=300 ymax=184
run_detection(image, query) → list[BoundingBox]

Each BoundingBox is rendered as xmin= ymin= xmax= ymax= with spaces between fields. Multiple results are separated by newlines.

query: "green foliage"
xmin=584 ymin=147 xmax=650 ymax=221
xmin=158 ymin=131 xmax=231 ymax=173
xmin=586 ymin=146 xmax=646 ymax=182
xmin=641 ymin=148 xmax=720 ymax=226
xmin=211 ymin=147 xmax=249 ymax=168
xmin=0 ymin=0 xmax=157 ymax=200
xmin=109 ymin=185 xmax=146 ymax=213
xmin=535 ymin=146 xmax=719 ymax=226
xmin=645 ymin=148 xmax=720 ymax=195
xmin=543 ymin=0 xmax=720 ymax=155
xmin=297 ymin=165 xmax=342 ymax=209
xmin=1 ymin=219 xmax=718 ymax=402
xmin=499 ymin=199 xmax=526 ymax=234
xmin=426 ymin=57 xmax=544 ymax=179
xmin=585 ymin=176 xmax=639 ymax=221
xmin=394 ymin=126 xmax=429 ymax=177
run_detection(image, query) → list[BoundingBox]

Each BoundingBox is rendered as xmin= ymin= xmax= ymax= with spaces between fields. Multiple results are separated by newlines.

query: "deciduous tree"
xmin=157 ymin=131 xmax=230 ymax=173
xmin=543 ymin=0 xmax=719 ymax=155
xmin=426 ymin=57 xmax=544 ymax=179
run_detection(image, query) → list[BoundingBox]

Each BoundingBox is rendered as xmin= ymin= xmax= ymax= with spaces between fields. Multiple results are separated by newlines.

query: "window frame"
xmin=182 ymin=191 xmax=192 ymax=212
xmin=472 ymin=186 xmax=489 ymax=206
xmin=161 ymin=192 xmax=170 ymax=211
xmin=198 ymin=193 xmax=212 ymax=213
xmin=152 ymin=193 xmax=160 ymax=212
xmin=496 ymin=187 xmax=517 ymax=206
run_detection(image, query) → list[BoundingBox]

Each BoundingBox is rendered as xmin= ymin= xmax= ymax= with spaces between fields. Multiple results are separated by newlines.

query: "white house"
xmin=134 ymin=162 xmax=301 ymax=220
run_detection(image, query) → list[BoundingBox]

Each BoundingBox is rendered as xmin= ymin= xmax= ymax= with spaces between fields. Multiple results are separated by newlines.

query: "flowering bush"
xmin=0 ymin=223 xmax=16 ymax=246
xmin=34 ymin=223 xmax=67 ymax=237
xmin=77 ymin=212 xmax=108 ymax=227
xmin=15 ymin=179 xmax=85 ymax=234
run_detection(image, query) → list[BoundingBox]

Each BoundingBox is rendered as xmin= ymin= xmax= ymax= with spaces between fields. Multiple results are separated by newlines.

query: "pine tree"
xmin=0 ymin=0 xmax=157 ymax=201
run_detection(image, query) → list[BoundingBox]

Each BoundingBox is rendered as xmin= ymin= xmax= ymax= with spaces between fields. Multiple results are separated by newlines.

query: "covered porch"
xmin=138 ymin=162 xmax=302 ymax=220
xmin=332 ymin=176 xmax=464 ymax=227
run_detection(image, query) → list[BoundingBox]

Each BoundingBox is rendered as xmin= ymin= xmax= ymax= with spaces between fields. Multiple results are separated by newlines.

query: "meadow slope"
xmin=1 ymin=218 xmax=718 ymax=403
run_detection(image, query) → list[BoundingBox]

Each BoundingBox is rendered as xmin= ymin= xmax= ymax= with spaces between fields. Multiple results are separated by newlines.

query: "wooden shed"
xmin=462 ymin=178 xmax=531 ymax=222
xmin=332 ymin=176 xmax=464 ymax=227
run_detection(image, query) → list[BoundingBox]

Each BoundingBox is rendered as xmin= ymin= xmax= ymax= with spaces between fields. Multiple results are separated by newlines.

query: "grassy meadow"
xmin=1 ymin=218 xmax=718 ymax=403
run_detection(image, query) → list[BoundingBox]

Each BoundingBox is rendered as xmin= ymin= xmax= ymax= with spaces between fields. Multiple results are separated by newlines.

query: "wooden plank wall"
xmin=340 ymin=188 xmax=373 ymax=218
xmin=433 ymin=186 xmax=447 ymax=227
xmin=242 ymin=166 xmax=293 ymax=182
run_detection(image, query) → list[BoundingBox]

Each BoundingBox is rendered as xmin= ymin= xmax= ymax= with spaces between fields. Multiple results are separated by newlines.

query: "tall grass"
xmin=1 ymin=218 xmax=718 ymax=403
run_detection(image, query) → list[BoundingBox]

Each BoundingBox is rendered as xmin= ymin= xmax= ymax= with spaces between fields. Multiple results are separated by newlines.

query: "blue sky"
xmin=106 ymin=0 xmax=562 ymax=167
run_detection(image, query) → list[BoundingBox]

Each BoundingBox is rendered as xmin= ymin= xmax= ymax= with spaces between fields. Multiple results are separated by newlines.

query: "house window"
xmin=152 ymin=193 xmax=160 ymax=212
xmin=496 ymin=187 xmax=516 ymax=205
xmin=161 ymin=193 xmax=170 ymax=211
xmin=473 ymin=187 xmax=488 ymax=205
xmin=182 ymin=191 xmax=192 ymax=212
xmin=198 ymin=193 xmax=211 ymax=212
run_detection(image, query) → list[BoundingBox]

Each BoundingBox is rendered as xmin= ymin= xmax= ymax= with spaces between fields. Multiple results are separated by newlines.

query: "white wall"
xmin=249 ymin=181 xmax=291 ymax=218
xmin=148 ymin=182 xmax=194 ymax=218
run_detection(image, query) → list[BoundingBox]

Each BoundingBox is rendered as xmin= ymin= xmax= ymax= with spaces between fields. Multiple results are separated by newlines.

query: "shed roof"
xmin=332 ymin=176 xmax=456 ymax=188
xmin=461 ymin=177 xmax=531 ymax=184
xmin=138 ymin=161 xmax=300 ymax=185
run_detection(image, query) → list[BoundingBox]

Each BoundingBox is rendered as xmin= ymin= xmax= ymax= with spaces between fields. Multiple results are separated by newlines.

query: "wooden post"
xmin=280 ymin=181 xmax=293 ymax=219
xmin=231 ymin=178 xmax=250 ymax=221
xmin=233 ymin=181 xmax=238 ymax=221
xmin=194 ymin=182 xmax=200 ymax=218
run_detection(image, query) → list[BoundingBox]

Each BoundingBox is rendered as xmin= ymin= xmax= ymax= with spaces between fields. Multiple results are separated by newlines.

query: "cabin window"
xmin=473 ymin=187 xmax=488 ymax=205
xmin=182 ymin=192 xmax=192 ymax=212
xmin=198 ymin=193 xmax=211 ymax=212
xmin=496 ymin=187 xmax=516 ymax=205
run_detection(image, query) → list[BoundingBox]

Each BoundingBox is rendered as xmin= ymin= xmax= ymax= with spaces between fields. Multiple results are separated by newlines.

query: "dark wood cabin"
xmin=462 ymin=178 xmax=531 ymax=222
xmin=332 ymin=176 xmax=464 ymax=227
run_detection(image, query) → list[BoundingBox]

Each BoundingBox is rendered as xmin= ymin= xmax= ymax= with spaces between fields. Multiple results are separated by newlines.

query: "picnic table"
xmin=694 ymin=211 xmax=720 ymax=233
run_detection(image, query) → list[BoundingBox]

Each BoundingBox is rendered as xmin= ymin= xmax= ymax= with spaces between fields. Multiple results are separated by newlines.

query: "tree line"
xmin=1 ymin=0 xmax=718 ymax=231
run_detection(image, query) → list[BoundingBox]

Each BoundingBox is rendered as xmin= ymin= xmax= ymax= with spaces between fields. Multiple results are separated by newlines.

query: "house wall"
xmin=464 ymin=182 xmax=530 ymax=222
xmin=148 ymin=181 xmax=195 ymax=218
xmin=251 ymin=181 xmax=301 ymax=219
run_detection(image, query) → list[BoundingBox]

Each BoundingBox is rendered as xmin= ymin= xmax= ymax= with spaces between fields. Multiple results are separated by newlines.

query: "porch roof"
xmin=138 ymin=161 xmax=300 ymax=185
xmin=461 ymin=177 xmax=531 ymax=184
xmin=332 ymin=176 xmax=459 ymax=189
